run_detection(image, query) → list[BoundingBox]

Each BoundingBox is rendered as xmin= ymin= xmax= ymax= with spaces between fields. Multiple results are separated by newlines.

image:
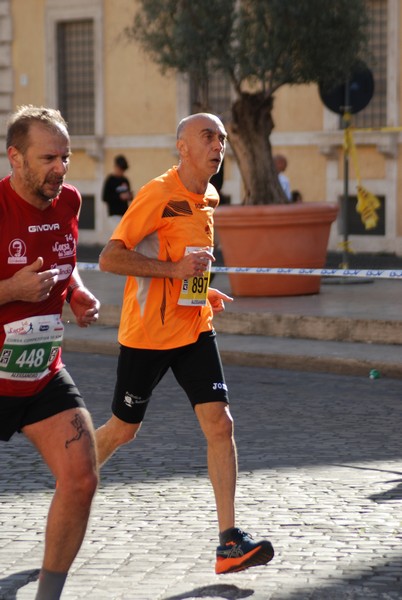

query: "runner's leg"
xmin=172 ymin=332 xmax=235 ymax=532
xmin=195 ymin=401 xmax=237 ymax=532
xmin=96 ymin=344 xmax=168 ymax=466
xmin=23 ymin=407 xmax=98 ymax=573
xmin=96 ymin=416 xmax=141 ymax=466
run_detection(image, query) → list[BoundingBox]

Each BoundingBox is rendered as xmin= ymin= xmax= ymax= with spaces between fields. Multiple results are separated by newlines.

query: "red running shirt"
xmin=0 ymin=176 xmax=80 ymax=397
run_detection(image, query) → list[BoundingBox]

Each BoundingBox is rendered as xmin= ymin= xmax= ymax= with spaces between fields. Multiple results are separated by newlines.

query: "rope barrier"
xmin=77 ymin=262 xmax=402 ymax=280
xmin=77 ymin=262 xmax=100 ymax=271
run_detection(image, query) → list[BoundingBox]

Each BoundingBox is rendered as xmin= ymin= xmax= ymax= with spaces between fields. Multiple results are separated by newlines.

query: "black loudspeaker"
xmin=319 ymin=62 xmax=374 ymax=115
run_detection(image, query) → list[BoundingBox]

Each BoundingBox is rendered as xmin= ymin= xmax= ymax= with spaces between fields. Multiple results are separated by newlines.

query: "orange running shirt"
xmin=112 ymin=166 xmax=219 ymax=350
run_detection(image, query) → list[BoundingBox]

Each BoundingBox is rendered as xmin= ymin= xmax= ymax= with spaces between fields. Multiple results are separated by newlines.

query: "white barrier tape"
xmin=212 ymin=267 xmax=402 ymax=279
xmin=77 ymin=262 xmax=100 ymax=271
xmin=77 ymin=262 xmax=402 ymax=280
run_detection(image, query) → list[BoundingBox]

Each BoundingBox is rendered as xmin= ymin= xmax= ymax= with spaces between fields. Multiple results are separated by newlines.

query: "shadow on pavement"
xmin=282 ymin=565 xmax=402 ymax=600
xmin=164 ymin=584 xmax=254 ymax=599
xmin=1 ymin=358 xmax=402 ymax=491
xmin=0 ymin=569 xmax=39 ymax=600
xmin=332 ymin=463 xmax=402 ymax=503
xmin=1 ymin=357 xmax=402 ymax=598
xmin=369 ymin=479 xmax=402 ymax=502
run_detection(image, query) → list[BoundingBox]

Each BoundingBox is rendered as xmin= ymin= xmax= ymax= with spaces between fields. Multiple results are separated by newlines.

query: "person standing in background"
xmin=102 ymin=155 xmax=134 ymax=233
xmin=273 ymin=154 xmax=291 ymax=202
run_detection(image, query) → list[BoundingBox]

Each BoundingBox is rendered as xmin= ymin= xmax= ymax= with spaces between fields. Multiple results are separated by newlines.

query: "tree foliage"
xmin=129 ymin=0 xmax=367 ymax=96
xmin=126 ymin=0 xmax=368 ymax=203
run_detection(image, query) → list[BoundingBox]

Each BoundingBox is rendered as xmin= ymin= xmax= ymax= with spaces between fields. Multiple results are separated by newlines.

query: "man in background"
xmin=274 ymin=154 xmax=291 ymax=202
xmin=102 ymin=154 xmax=134 ymax=234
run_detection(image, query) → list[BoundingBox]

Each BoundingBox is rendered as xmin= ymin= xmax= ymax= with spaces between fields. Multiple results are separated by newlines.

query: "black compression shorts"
xmin=0 ymin=368 xmax=85 ymax=441
xmin=112 ymin=330 xmax=229 ymax=424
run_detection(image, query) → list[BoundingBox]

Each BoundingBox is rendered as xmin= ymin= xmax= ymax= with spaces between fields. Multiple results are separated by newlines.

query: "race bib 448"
xmin=0 ymin=314 xmax=64 ymax=381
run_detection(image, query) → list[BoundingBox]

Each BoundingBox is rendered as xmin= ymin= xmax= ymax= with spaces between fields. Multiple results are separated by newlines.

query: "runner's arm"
xmin=99 ymin=239 xmax=214 ymax=280
xmin=66 ymin=267 xmax=100 ymax=328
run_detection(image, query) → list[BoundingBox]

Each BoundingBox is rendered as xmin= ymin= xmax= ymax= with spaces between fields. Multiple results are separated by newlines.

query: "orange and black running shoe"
xmin=215 ymin=528 xmax=274 ymax=574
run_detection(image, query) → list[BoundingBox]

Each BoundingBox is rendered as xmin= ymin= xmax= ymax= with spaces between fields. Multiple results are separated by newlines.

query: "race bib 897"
xmin=178 ymin=246 xmax=211 ymax=306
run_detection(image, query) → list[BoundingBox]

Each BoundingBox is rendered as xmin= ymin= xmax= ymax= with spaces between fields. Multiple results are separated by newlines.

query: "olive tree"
xmin=126 ymin=0 xmax=368 ymax=204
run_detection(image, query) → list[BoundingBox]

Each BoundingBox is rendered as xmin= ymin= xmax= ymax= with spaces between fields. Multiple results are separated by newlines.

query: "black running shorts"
xmin=112 ymin=330 xmax=229 ymax=424
xmin=0 ymin=368 xmax=86 ymax=441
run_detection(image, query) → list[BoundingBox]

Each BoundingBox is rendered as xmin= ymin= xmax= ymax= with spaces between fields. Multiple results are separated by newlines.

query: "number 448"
xmin=15 ymin=348 xmax=45 ymax=369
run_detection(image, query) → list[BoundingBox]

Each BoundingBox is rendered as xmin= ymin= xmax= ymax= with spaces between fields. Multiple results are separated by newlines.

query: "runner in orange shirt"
xmin=96 ymin=113 xmax=274 ymax=574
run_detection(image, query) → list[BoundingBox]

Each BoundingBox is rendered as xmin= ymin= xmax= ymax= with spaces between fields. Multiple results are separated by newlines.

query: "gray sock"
xmin=35 ymin=569 xmax=68 ymax=600
xmin=219 ymin=527 xmax=240 ymax=546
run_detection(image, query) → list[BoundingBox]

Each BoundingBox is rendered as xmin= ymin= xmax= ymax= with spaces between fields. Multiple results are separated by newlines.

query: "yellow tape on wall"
xmin=344 ymin=125 xmax=381 ymax=230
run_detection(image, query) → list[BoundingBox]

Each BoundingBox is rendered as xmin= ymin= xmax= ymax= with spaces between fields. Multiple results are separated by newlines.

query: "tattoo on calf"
xmin=65 ymin=413 xmax=90 ymax=449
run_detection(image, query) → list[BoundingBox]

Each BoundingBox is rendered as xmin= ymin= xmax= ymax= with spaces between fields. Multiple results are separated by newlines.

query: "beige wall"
xmin=341 ymin=145 xmax=387 ymax=182
xmin=68 ymin=151 xmax=97 ymax=181
xmin=271 ymin=86 xmax=328 ymax=204
xmin=102 ymin=148 xmax=176 ymax=193
xmin=397 ymin=153 xmax=402 ymax=237
xmin=103 ymin=2 xmax=177 ymax=137
xmin=7 ymin=0 xmax=402 ymax=254
xmin=11 ymin=0 xmax=46 ymax=108
xmin=273 ymin=85 xmax=324 ymax=132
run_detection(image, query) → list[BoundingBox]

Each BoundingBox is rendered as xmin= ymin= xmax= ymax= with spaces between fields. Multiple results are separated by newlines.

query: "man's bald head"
xmin=177 ymin=113 xmax=225 ymax=140
xmin=175 ymin=113 xmax=227 ymax=192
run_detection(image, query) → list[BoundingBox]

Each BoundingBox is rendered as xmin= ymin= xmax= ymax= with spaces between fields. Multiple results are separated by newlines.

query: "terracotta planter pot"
xmin=214 ymin=202 xmax=339 ymax=296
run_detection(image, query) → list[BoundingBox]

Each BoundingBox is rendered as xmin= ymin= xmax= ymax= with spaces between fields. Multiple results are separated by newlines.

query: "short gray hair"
xmin=6 ymin=105 xmax=68 ymax=154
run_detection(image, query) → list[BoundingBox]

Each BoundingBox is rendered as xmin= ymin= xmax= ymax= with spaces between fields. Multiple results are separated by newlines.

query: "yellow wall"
xmin=103 ymin=2 xmax=177 ymax=136
xmin=271 ymin=145 xmax=327 ymax=203
xmin=273 ymin=84 xmax=324 ymax=132
xmin=8 ymin=0 xmax=402 ymax=252
xmin=398 ymin=1 xmax=402 ymax=237
xmin=68 ymin=151 xmax=97 ymax=180
xmin=11 ymin=0 xmax=46 ymax=107
xmin=397 ymin=152 xmax=402 ymax=237
xmin=272 ymin=83 xmax=327 ymax=203
xmin=338 ymin=146 xmax=386 ymax=182
xmin=102 ymin=148 xmax=176 ymax=193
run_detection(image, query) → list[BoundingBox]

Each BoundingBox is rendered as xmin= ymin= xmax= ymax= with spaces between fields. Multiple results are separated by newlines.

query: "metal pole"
xmin=341 ymin=81 xmax=351 ymax=269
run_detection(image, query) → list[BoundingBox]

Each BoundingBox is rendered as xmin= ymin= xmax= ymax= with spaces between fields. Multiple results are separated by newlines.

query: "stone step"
xmin=62 ymin=322 xmax=402 ymax=379
xmin=63 ymin=304 xmax=402 ymax=346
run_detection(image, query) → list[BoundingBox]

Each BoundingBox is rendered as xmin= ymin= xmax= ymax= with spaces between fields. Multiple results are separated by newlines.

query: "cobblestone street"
xmin=1 ymin=353 xmax=402 ymax=599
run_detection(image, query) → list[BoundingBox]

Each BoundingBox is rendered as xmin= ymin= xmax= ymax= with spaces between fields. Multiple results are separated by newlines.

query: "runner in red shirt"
xmin=96 ymin=113 xmax=274 ymax=574
xmin=0 ymin=106 xmax=100 ymax=599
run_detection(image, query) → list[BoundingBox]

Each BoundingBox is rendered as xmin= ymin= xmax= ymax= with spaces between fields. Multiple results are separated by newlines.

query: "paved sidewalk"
xmin=62 ymin=257 xmax=402 ymax=379
xmin=2 ymin=356 xmax=401 ymax=599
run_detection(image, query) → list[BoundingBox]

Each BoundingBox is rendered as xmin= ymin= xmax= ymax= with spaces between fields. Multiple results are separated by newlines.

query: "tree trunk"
xmin=226 ymin=92 xmax=288 ymax=205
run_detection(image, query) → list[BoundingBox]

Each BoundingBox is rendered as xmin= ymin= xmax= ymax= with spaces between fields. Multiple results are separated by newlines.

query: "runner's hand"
xmin=10 ymin=257 xmax=59 ymax=303
xmin=173 ymin=249 xmax=215 ymax=279
xmin=69 ymin=287 xmax=100 ymax=328
xmin=208 ymin=287 xmax=233 ymax=314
